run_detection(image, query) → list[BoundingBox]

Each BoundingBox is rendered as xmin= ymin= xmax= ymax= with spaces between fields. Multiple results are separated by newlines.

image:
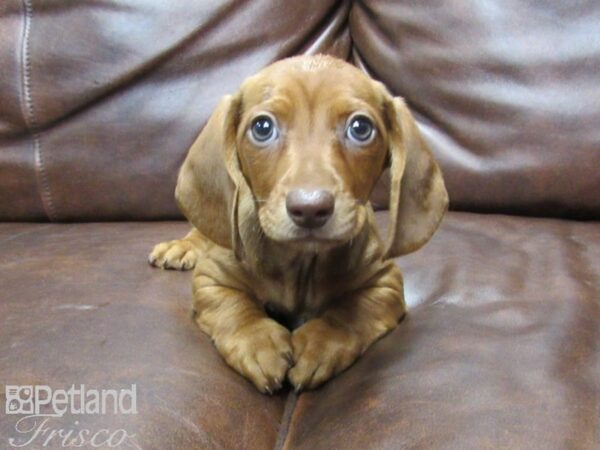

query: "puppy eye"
xmin=249 ymin=114 xmax=278 ymax=146
xmin=346 ymin=114 xmax=375 ymax=145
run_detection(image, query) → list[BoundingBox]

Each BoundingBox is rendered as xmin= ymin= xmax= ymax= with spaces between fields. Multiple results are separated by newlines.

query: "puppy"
xmin=149 ymin=55 xmax=448 ymax=393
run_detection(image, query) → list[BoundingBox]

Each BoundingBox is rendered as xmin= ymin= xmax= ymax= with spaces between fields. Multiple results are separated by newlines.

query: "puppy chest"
xmin=255 ymin=256 xmax=330 ymax=328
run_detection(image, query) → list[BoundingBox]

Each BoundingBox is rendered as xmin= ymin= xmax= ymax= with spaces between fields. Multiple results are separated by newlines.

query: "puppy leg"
xmin=288 ymin=262 xmax=406 ymax=391
xmin=193 ymin=274 xmax=293 ymax=394
xmin=148 ymin=228 xmax=205 ymax=270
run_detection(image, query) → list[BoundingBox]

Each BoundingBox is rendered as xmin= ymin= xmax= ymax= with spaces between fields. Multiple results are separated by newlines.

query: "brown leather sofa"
xmin=1 ymin=1 xmax=599 ymax=449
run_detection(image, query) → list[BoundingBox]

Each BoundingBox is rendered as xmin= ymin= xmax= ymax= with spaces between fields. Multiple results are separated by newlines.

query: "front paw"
xmin=148 ymin=239 xmax=197 ymax=270
xmin=288 ymin=319 xmax=362 ymax=391
xmin=217 ymin=318 xmax=293 ymax=394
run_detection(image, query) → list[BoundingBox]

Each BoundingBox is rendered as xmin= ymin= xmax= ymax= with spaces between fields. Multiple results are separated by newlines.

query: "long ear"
xmin=383 ymin=97 xmax=449 ymax=258
xmin=175 ymin=94 xmax=246 ymax=251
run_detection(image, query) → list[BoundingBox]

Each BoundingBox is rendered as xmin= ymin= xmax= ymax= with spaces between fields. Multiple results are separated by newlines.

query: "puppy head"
xmin=237 ymin=55 xmax=388 ymax=248
xmin=176 ymin=55 xmax=448 ymax=259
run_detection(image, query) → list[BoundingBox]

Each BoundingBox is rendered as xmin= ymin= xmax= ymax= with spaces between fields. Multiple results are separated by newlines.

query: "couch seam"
xmin=20 ymin=0 xmax=56 ymax=221
xmin=273 ymin=393 xmax=298 ymax=450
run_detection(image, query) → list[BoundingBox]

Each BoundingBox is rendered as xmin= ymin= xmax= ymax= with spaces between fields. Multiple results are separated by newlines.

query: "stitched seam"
xmin=273 ymin=393 xmax=298 ymax=450
xmin=21 ymin=0 xmax=56 ymax=221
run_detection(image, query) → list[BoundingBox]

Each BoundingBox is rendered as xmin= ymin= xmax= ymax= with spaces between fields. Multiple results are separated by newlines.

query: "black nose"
xmin=286 ymin=189 xmax=335 ymax=229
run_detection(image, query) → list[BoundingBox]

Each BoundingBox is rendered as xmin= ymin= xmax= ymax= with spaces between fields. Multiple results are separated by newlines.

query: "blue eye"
xmin=249 ymin=115 xmax=278 ymax=145
xmin=346 ymin=115 xmax=375 ymax=145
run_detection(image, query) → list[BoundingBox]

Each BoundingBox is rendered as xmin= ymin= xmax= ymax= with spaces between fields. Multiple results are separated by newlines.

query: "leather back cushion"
xmin=361 ymin=0 xmax=600 ymax=218
xmin=0 ymin=0 xmax=350 ymax=220
xmin=1 ymin=0 xmax=599 ymax=220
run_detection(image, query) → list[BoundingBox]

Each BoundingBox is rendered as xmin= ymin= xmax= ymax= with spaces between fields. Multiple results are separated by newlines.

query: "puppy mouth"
xmin=257 ymin=201 xmax=362 ymax=245
xmin=260 ymin=221 xmax=354 ymax=246
xmin=288 ymin=233 xmax=346 ymax=245
xmin=280 ymin=224 xmax=357 ymax=246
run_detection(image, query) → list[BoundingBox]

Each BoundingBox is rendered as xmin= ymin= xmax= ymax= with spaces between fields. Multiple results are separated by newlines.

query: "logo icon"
xmin=5 ymin=386 xmax=34 ymax=415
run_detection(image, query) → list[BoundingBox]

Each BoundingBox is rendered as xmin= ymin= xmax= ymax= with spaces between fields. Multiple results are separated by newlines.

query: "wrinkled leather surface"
xmin=354 ymin=0 xmax=600 ymax=219
xmin=0 ymin=2 xmax=47 ymax=220
xmin=0 ymin=0 xmax=350 ymax=221
xmin=2 ymin=1 xmax=600 ymax=220
xmin=1 ymin=213 xmax=598 ymax=449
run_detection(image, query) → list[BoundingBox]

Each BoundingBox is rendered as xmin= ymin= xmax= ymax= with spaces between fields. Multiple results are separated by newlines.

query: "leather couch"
xmin=1 ymin=1 xmax=598 ymax=449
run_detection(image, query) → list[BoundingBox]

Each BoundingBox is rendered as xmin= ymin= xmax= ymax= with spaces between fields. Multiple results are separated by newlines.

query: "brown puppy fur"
xmin=149 ymin=55 xmax=448 ymax=393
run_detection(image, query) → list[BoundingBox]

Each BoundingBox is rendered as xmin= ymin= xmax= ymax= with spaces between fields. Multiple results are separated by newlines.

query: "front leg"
xmin=149 ymin=227 xmax=206 ymax=270
xmin=288 ymin=262 xmax=406 ymax=391
xmin=193 ymin=273 xmax=293 ymax=394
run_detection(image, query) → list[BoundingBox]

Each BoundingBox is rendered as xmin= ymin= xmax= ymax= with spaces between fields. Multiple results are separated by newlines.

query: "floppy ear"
xmin=175 ymin=94 xmax=247 ymax=254
xmin=383 ymin=97 xmax=449 ymax=259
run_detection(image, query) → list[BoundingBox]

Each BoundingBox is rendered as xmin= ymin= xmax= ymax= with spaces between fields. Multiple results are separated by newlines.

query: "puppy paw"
xmin=218 ymin=318 xmax=293 ymax=394
xmin=148 ymin=239 xmax=197 ymax=270
xmin=288 ymin=319 xmax=362 ymax=392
